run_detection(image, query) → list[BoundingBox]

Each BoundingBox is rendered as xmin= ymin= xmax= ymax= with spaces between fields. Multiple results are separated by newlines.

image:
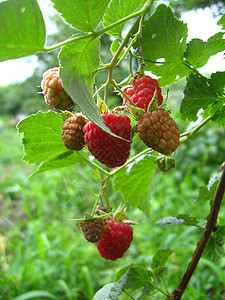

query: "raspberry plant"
xmin=1 ymin=0 xmax=225 ymax=299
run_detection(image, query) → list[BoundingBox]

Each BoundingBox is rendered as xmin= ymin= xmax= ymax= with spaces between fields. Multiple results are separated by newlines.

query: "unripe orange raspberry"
xmin=138 ymin=109 xmax=180 ymax=155
xmin=41 ymin=67 xmax=75 ymax=110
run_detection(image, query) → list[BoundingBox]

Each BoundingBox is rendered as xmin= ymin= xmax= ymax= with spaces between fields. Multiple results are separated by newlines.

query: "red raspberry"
xmin=83 ymin=113 xmax=131 ymax=168
xmin=122 ymin=76 xmax=163 ymax=111
xmin=41 ymin=67 xmax=75 ymax=110
xmin=138 ymin=109 xmax=180 ymax=155
xmin=62 ymin=115 xmax=87 ymax=151
xmin=96 ymin=220 xmax=133 ymax=260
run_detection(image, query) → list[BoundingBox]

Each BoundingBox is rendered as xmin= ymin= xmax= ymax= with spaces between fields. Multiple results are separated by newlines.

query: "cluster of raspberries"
xmin=41 ymin=68 xmax=180 ymax=169
xmin=81 ymin=219 xmax=133 ymax=261
xmin=41 ymin=68 xmax=181 ymax=260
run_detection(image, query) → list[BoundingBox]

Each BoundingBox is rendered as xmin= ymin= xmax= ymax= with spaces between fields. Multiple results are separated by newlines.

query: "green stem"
xmin=116 ymin=14 xmax=144 ymax=68
xmin=77 ymin=152 xmax=110 ymax=176
xmin=180 ymin=116 xmax=212 ymax=143
xmin=148 ymin=282 xmax=168 ymax=297
xmin=122 ymin=289 xmax=136 ymax=300
xmin=109 ymin=148 xmax=152 ymax=176
xmin=101 ymin=176 xmax=111 ymax=212
xmin=162 ymin=274 xmax=169 ymax=294
xmin=42 ymin=1 xmax=153 ymax=53
xmin=111 ymin=80 xmax=138 ymax=107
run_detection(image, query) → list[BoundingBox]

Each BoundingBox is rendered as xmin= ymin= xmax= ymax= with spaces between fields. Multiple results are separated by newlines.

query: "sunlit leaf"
xmin=0 ymin=0 xmax=45 ymax=62
xmin=51 ymin=0 xmax=110 ymax=32
xmin=185 ymin=33 xmax=225 ymax=69
xmin=142 ymin=4 xmax=189 ymax=86
xmin=59 ymin=38 xmax=118 ymax=137
xmin=113 ymin=155 xmax=157 ymax=213
xmin=180 ymin=73 xmax=217 ymax=121
xmin=103 ymin=0 xmax=146 ymax=36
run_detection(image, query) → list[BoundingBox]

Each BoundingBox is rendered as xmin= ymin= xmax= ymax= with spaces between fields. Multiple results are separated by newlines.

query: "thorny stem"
xmin=168 ymin=162 xmax=225 ymax=300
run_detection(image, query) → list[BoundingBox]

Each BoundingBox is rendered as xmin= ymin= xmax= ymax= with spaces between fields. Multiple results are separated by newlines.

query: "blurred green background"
xmin=0 ymin=1 xmax=225 ymax=299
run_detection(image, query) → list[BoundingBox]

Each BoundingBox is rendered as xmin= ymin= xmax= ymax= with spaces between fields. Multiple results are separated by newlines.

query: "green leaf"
xmin=123 ymin=266 xmax=153 ymax=289
xmin=180 ymin=73 xmax=218 ymax=121
xmin=120 ymin=267 xmax=153 ymax=290
xmin=138 ymin=284 xmax=155 ymax=300
xmin=150 ymin=248 xmax=173 ymax=269
xmin=30 ymin=152 xmax=85 ymax=176
xmin=176 ymin=214 xmax=200 ymax=226
xmin=208 ymin=71 xmax=225 ymax=96
xmin=12 ymin=290 xmax=59 ymax=300
xmin=217 ymin=14 xmax=225 ymax=30
xmin=0 ymin=0 xmax=46 ymax=62
xmin=17 ymin=111 xmax=69 ymax=165
xmin=207 ymin=72 xmax=225 ymax=127
xmin=185 ymin=33 xmax=225 ymax=69
xmin=93 ymin=267 xmax=152 ymax=300
xmin=115 ymin=264 xmax=135 ymax=281
xmin=51 ymin=0 xmax=110 ymax=32
xmin=103 ymin=0 xmax=146 ymax=36
xmin=59 ymin=38 xmax=117 ymax=137
xmin=209 ymin=101 xmax=225 ymax=127
xmin=142 ymin=4 xmax=189 ymax=86
xmin=153 ymin=266 xmax=167 ymax=282
xmin=93 ymin=283 xmax=119 ymax=300
xmin=110 ymin=37 xmax=124 ymax=59
xmin=203 ymin=225 xmax=225 ymax=263
xmin=196 ymin=185 xmax=211 ymax=202
xmin=113 ymin=155 xmax=157 ymax=213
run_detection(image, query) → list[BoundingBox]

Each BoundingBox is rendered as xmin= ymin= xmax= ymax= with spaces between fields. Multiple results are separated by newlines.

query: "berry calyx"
xmin=83 ymin=113 xmax=131 ymax=168
xmin=96 ymin=220 xmax=133 ymax=260
xmin=81 ymin=219 xmax=104 ymax=243
xmin=62 ymin=115 xmax=87 ymax=151
xmin=122 ymin=75 xmax=163 ymax=111
xmin=41 ymin=67 xmax=75 ymax=110
xmin=138 ymin=109 xmax=180 ymax=155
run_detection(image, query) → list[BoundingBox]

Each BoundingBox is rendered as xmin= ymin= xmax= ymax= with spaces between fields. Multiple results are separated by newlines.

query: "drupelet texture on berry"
xmin=96 ymin=220 xmax=133 ymax=260
xmin=122 ymin=75 xmax=163 ymax=111
xmin=138 ymin=109 xmax=180 ymax=155
xmin=41 ymin=67 xmax=75 ymax=110
xmin=81 ymin=219 xmax=104 ymax=243
xmin=62 ymin=115 xmax=87 ymax=151
xmin=83 ymin=113 xmax=131 ymax=168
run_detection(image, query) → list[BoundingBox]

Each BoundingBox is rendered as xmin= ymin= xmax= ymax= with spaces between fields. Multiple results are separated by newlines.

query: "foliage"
xmin=0 ymin=0 xmax=225 ymax=299
xmin=167 ymin=0 xmax=225 ymax=17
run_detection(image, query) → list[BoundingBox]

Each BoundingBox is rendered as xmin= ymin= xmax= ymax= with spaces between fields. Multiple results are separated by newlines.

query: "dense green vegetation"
xmin=0 ymin=0 xmax=225 ymax=299
xmin=1 ymin=94 xmax=225 ymax=299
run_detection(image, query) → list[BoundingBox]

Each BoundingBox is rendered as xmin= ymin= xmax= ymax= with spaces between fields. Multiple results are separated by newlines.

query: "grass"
xmin=0 ymin=115 xmax=225 ymax=300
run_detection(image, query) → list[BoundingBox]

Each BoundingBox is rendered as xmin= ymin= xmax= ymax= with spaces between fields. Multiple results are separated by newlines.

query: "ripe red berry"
xmin=96 ymin=220 xmax=133 ymax=261
xmin=83 ymin=113 xmax=131 ymax=168
xmin=122 ymin=75 xmax=163 ymax=111
xmin=62 ymin=115 xmax=87 ymax=151
xmin=138 ymin=109 xmax=180 ymax=155
xmin=41 ymin=67 xmax=75 ymax=110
